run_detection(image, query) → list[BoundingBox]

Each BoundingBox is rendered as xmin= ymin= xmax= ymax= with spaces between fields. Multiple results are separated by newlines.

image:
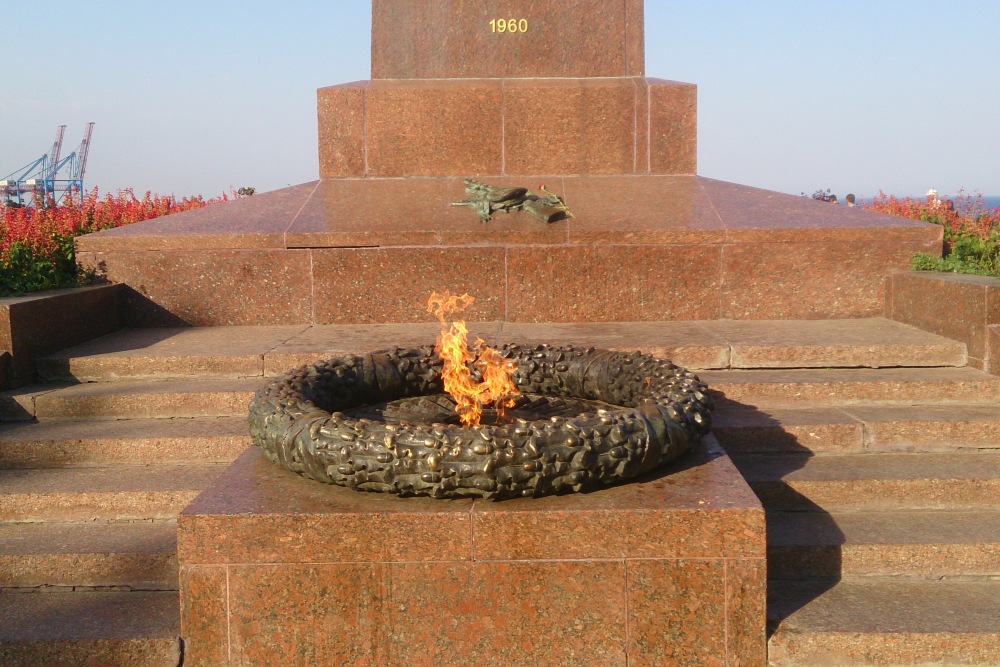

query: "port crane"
xmin=1 ymin=123 xmax=95 ymax=206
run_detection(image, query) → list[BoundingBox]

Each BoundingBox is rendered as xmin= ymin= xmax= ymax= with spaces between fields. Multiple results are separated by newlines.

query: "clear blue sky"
xmin=2 ymin=1 xmax=998 ymax=200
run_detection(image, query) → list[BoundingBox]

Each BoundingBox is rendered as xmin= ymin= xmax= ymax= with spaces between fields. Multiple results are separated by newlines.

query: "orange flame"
xmin=426 ymin=291 xmax=518 ymax=426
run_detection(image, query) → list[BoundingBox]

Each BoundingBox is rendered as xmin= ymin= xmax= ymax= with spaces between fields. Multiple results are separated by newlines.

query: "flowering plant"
xmin=0 ymin=188 xmax=228 ymax=295
xmin=863 ymin=191 xmax=1000 ymax=278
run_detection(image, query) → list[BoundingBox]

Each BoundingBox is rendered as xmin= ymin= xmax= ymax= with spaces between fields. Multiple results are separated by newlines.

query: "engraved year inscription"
xmin=489 ymin=18 xmax=528 ymax=33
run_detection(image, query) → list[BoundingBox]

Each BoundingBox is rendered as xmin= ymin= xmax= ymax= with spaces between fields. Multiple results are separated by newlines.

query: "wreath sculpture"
xmin=249 ymin=343 xmax=713 ymax=500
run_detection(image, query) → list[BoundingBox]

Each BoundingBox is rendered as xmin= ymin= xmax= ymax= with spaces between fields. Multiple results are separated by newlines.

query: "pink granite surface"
xmin=310 ymin=246 xmax=506 ymax=324
xmin=0 ymin=285 xmax=123 ymax=388
xmin=364 ymin=79 xmax=504 ymax=177
xmin=371 ymin=0 xmax=643 ymax=79
xmin=505 ymin=243 xmax=722 ymax=322
xmin=317 ymin=83 xmax=366 ymax=178
xmin=178 ymin=440 xmax=765 ymax=665
xmin=648 ymin=79 xmax=697 ymax=174
xmin=75 ymin=176 xmax=941 ymax=325
xmin=314 ymin=78 xmax=696 ymax=179
xmin=79 ymin=249 xmax=313 ymax=327
xmin=887 ymin=271 xmax=1000 ymax=373
xmin=503 ymin=78 xmax=638 ymax=175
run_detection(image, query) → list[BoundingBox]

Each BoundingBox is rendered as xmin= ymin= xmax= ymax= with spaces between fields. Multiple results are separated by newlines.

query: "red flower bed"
xmin=1 ymin=188 xmax=228 ymax=294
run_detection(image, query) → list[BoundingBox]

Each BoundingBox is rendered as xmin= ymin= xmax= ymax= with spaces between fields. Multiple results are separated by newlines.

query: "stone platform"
xmin=177 ymin=436 xmax=765 ymax=666
xmin=75 ymin=175 xmax=941 ymax=327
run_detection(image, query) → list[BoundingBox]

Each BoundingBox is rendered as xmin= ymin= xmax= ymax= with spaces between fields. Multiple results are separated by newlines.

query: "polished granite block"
xmin=471 ymin=442 xmax=764 ymax=561
xmin=285 ymin=177 xmax=571 ymax=248
xmin=721 ymin=238 xmax=938 ymax=320
xmin=560 ymin=175 xmax=723 ymax=244
xmin=727 ymin=558 xmax=768 ymax=664
xmin=627 ymin=559 xmax=727 ymax=665
xmin=503 ymin=78 xmax=638 ymax=175
xmin=227 ymin=563 xmax=387 ymax=666
xmin=78 ymin=176 xmax=939 ymax=252
xmin=310 ymin=246 xmax=506 ymax=324
xmin=371 ymin=0 xmax=644 ymax=79
xmin=0 ymin=284 xmax=123 ymax=389
xmin=75 ymin=176 xmax=942 ymax=325
xmin=80 ymin=249 xmax=313 ymax=327
xmin=317 ymin=83 xmax=367 ymax=178
xmin=178 ymin=438 xmax=765 ymax=665
xmin=387 ymin=560 xmax=627 ymax=666
xmin=315 ymin=78 xmax=696 ymax=179
xmin=887 ymin=271 xmax=1000 ymax=370
xmin=179 ymin=565 xmax=228 ymax=667
xmin=648 ymin=78 xmax=697 ymax=174
xmin=990 ymin=325 xmax=1000 ymax=374
xmin=364 ymin=79 xmax=504 ymax=177
xmin=73 ymin=183 xmax=317 ymax=253
xmin=505 ymin=243 xmax=723 ymax=322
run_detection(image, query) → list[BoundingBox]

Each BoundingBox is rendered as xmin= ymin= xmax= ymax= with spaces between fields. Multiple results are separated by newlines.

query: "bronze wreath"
xmin=248 ymin=343 xmax=713 ymax=500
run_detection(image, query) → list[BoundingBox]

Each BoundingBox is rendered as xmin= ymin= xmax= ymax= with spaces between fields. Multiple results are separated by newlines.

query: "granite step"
xmin=767 ymin=579 xmax=1000 ymax=666
xmin=700 ymin=366 xmax=1000 ymax=408
xmin=767 ymin=510 xmax=1000 ymax=580
xmin=0 ymin=590 xmax=181 ymax=666
xmin=1 ymin=378 xmax=265 ymax=422
xmin=733 ymin=452 xmax=1000 ymax=511
xmin=0 ymin=416 xmax=251 ymax=468
xmin=35 ymin=318 xmax=966 ymax=383
xmin=0 ymin=520 xmax=178 ymax=590
xmin=0 ymin=464 xmax=228 ymax=521
xmin=714 ymin=403 xmax=1000 ymax=455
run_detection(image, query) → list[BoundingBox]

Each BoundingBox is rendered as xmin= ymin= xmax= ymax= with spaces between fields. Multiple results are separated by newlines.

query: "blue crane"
xmin=1 ymin=123 xmax=95 ymax=207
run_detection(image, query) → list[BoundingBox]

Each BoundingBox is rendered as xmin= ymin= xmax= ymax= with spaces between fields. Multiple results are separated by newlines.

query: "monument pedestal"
xmin=178 ymin=437 xmax=765 ymax=666
xmin=75 ymin=175 xmax=940 ymax=327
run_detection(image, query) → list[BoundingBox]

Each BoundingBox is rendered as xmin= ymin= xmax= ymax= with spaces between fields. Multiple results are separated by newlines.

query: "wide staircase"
xmin=0 ymin=318 xmax=998 ymax=665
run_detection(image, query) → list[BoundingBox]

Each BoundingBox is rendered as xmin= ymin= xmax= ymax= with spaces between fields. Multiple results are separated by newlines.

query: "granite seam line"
xmin=192 ymin=557 xmax=758 ymax=567
xmin=558 ymin=175 xmax=569 ymax=243
xmin=621 ymin=0 xmax=628 ymax=78
xmin=308 ymin=249 xmax=316 ymax=326
xmin=292 ymin=242 xmax=725 ymax=251
xmin=502 ymin=248 xmax=509 ymax=321
xmin=469 ymin=500 xmax=477 ymax=562
xmin=645 ymin=81 xmax=652 ymax=176
xmin=362 ymin=83 xmax=370 ymax=177
xmin=623 ymin=557 xmax=631 ymax=667
xmin=500 ymin=79 xmax=507 ymax=176
xmin=723 ymin=558 xmax=731 ymax=663
xmin=259 ymin=325 xmax=314 ymax=372
xmin=630 ymin=77 xmax=638 ymax=174
xmin=225 ymin=564 xmax=232 ymax=665
xmin=283 ymin=181 xmax=321 ymax=250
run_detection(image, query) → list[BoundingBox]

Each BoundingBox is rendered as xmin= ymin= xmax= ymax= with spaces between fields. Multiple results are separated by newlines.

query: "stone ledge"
xmin=885 ymin=271 xmax=1000 ymax=374
xmin=0 ymin=284 xmax=124 ymax=389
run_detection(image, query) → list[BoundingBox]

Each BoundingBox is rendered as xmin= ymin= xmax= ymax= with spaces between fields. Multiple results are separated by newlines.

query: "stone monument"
xmin=75 ymin=0 xmax=937 ymax=328
xmin=174 ymin=2 xmax=773 ymax=664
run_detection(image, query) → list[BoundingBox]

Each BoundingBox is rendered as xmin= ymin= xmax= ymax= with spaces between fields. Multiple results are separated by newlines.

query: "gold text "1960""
xmin=489 ymin=18 xmax=528 ymax=33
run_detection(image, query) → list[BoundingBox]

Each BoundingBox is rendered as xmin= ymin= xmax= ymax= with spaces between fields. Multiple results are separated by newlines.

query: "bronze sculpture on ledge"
xmin=249 ymin=344 xmax=713 ymax=500
xmin=450 ymin=178 xmax=574 ymax=223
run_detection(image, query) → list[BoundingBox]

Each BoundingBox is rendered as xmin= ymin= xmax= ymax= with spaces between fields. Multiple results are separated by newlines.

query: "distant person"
xmin=829 ymin=194 xmax=839 ymax=204
xmin=927 ymin=189 xmax=942 ymax=208
xmin=845 ymin=193 xmax=857 ymax=207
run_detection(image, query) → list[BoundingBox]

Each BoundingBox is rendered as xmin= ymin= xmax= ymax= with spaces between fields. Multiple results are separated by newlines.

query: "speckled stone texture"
xmin=317 ymin=78 xmax=696 ymax=178
xmin=75 ymin=176 xmax=941 ymax=326
xmin=0 ymin=285 xmax=123 ymax=389
xmin=178 ymin=439 xmax=765 ymax=666
xmin=886 ymin=271 xmax=1000 ymax=373
xmin=371 ymin=0 xmax=644 ymax=79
